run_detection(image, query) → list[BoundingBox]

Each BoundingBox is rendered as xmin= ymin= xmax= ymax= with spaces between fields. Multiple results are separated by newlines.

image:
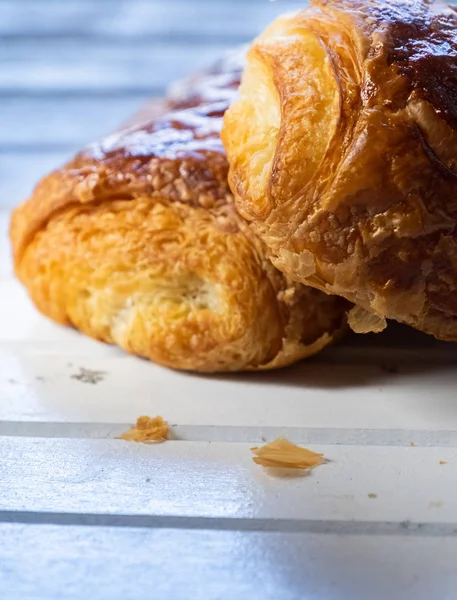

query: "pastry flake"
xmin=251 ymin=437 xmax=326 ymax=470
xmin=121 ymin=416 xmax=169 ymax=444
xmin=347 ymin=306 xmax=387 ymax=334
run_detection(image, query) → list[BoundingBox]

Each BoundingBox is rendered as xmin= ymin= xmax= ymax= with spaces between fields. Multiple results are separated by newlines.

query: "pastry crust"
xmin=10 ymin=52 xmax=347 ymax=373
xmin=223 ymin=0 xmax=457 ymax=340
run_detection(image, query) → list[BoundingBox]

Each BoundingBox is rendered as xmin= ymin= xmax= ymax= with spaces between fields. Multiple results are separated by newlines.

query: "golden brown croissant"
xmin=10 ymin=52 xmax=347 ymax=373
xmin=223 ymin=0 xmax=457 ymax=340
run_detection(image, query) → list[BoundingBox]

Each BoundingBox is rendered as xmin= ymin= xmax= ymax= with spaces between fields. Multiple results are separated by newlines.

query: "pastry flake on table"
xmin=251 ymin=437 xmax=326 ymax=470
xmin=120 ymin=416 xmax=170 ymax=444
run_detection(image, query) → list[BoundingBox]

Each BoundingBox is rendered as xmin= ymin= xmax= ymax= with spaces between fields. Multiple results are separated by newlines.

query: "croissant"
xmin=223 ymin=0 xmax=457 ymax=340
xmin=9 ymin=51 xmax=347 ymax=373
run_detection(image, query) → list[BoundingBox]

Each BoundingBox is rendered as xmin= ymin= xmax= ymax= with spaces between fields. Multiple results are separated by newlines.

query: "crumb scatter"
xmin=71 ymin=367 xmax=106 ymax=384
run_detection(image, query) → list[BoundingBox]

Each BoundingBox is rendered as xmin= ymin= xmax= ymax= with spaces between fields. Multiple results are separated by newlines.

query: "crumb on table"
xmin=251 ymin=437 xmax=325 ymax=470
xmin=121 ymin=416 xmax=169 ymax=443
xmin=71 ymin=368 xmax=106 ymax=385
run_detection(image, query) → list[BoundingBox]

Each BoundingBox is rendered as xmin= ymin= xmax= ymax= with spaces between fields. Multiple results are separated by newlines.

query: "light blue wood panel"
xmin=1 ymin=523 xmax=456 ymax=600
xmin=0 ymin=152 xmax=72 ymax=208
xmin=0 ymin=96 xmax=149 ymax=147
xmin=0 ymin=41 xmax=230 ymax=94
xmin=0 ymin=0 xmax=305 ymax=39
xmin=2 ymin=436 xmax=457 ymax=524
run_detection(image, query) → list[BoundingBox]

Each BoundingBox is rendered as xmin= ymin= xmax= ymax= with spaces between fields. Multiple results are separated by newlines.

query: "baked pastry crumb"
xmin=121 ymin=416 xmax=169 ymax=443
xmin=347 ymin=306 xmax=387 ymax=335
xmin=251 ymin=437 xmax=325 ymax=470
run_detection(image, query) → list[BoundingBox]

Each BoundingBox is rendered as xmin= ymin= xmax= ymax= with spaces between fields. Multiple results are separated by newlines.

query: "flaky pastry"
xmin=10 ymin=52 xmax=347 ymax=373
xmin=223 ymin=0 xmax=457 ymax=340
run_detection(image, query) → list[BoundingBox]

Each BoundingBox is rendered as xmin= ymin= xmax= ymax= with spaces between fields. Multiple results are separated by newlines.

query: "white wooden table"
xmin=2 ymin=2 xmax=457 ymax=599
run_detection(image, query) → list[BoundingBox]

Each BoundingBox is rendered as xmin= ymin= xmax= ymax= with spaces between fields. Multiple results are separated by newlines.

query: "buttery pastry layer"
xmin=10 ymin=51 xmax=347 ymax=372
xmin=223 ymin=0 xmax=457 ymax=340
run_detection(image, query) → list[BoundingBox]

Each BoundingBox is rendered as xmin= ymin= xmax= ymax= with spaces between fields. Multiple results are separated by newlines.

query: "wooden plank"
xmin=1 ymin=322 xmax=457 ymax=431
xmin=1 ymin=524 xmax=456 ymax=600
xmin=0 ymin=38 xmax=231 ymax=62
xmin=0 ymin=42 xmax=230 ymax=94
xmin=0 ymin=96 xmax=149 ymax=147
xmin=0 ymin=152 xmax=72 ymax=209
xmin=0 ymin=213 xmax=10 ymax=278
xmin=0 ymin=1 xmax=304 ymax=39
xmin=1 ymin=437 xmax=457 ymax=524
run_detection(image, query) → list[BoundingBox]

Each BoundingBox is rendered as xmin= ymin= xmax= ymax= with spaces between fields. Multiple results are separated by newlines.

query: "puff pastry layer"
xmin=223 ymin=0 xmax=457 ymax=340
xmin=10 ymin=51 xmax=347 ymax=372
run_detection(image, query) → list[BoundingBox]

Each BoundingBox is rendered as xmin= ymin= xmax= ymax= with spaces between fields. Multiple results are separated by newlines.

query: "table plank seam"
xmin=2 ymin=425 xmax=457 ymax=447
xmin=1 ymin=511 xmax=457 ymax=536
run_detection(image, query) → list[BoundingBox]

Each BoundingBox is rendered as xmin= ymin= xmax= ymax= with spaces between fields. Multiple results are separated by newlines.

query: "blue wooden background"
xmin=0 ymin=0 xmax=303 ymax=209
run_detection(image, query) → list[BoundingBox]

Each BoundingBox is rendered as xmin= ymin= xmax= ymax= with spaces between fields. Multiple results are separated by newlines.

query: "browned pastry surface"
xmin=10 ymin=52 xmax=347 ymax=372
xmin=223 ymin=0 xmax=457 ymax=340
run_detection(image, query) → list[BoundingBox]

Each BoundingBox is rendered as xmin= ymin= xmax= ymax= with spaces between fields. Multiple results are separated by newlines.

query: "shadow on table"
xmin=199 ymin=321 xmax=457 ymax=390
